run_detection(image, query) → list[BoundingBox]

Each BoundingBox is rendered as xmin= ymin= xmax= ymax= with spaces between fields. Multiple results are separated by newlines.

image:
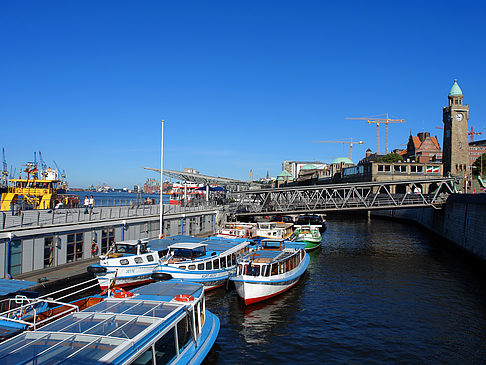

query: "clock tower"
xmin=442 ymin=79 xmax=470 ymax=178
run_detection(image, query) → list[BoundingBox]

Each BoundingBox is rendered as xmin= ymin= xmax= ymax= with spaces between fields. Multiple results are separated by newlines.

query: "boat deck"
xmin=0 ymin=281 xmax=204 ymax=364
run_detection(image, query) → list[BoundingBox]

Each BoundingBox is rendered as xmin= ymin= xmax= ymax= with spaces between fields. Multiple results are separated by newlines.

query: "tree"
xmin=375 ymin=153 xmax=404 ymax=163
xmin=472 ymin=153 xmax=486 ymax=176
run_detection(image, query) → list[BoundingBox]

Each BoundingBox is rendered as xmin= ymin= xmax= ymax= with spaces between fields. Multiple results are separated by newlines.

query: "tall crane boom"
xmin=311 ymin=137 xmax=364 ymax=161
xmin=346 ymin=113 xmax=405 ymax=154
xmin=38 ymin=150 xmax=47 ymax=176
xmin=1 ymin=148 xmax=8 ymax=186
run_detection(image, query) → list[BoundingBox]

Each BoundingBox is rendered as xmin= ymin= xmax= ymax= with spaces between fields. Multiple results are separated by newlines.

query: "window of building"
xmin=394 ymin=165 xmax=407 ymax=173
xmin=101 ymin=229 xmax=114 ymax=254
xmin=9 ymin=239 xmax=22 ymax=276
xmin=377 ymin=164 xmax=391 ymax=172
xmin=410 ymin=165 xmax=423 ymax=173
xmin=67 ymin=233 xmax=84 ymax=263
xmin=44 ymin=237 xmax=54 ymax=268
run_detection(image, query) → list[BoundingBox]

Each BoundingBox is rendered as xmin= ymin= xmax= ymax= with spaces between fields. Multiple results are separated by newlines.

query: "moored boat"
xmin=87 ymin=238 xmax=169 ymax=290
xmin=0 ymin=280 xmax=220 ymax=364
xmin=214 ymin=222 xmax=256 ymax=239
xmin=152 ymin=235 xmax=252 ymax=290
xmin=295 ymin=214 xmax=327 ymax=232
xmin=254 ymin=222 xmax=294 ymax=240
xmin=293 ymin=224 xmax=322 ymax=250
xmin=231 ymin=239 xmax=309 ymax=305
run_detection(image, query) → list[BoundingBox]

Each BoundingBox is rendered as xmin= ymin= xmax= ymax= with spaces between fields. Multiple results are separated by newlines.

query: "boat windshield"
xmin=261 ymin=240 xmax=282 ymax=250
xmin=171 ymin=247 xmax=206 ymax=259
xmin=115 ymin=244 xmax=137 ymax=254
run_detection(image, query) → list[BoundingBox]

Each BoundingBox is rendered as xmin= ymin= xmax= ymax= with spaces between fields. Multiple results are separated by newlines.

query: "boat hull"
xmin=232 ymin=253 xmax=310 ymax=305
xmin=152 ymin=267 xmax=231 ymax=291
xmin=233 ymin=276 xmax=302 ymax=305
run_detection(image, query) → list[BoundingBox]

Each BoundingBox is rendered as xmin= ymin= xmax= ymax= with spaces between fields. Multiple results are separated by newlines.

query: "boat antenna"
xmin=159 ymin=120 xmax=165 ymax=239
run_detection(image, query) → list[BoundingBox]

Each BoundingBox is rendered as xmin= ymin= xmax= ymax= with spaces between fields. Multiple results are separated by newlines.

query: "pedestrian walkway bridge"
xmin=235 ymin=178 xmax=456 ymax=216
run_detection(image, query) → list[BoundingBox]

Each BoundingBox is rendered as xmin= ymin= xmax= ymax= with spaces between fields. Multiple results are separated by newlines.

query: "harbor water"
xmin=204 ymin=216 xmax=486 ymax=364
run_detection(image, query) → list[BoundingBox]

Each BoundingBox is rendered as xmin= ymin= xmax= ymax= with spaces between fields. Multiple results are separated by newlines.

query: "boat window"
xmin=188 ymin=265 xmax=196 ymax=270
xmin=264 ymin=265 xmax=270 ymax=277
xmin=271 ymin=263 xmax=278 ymax=276
xmin=206 ymin=261 xmax=212 ymax=270
xmin=120 ymin=259 xmax=129 ymax=265
xmin=133 ymin=346 xmax=154 ymax=364
xmin=230 ymin=254 xmax=236 ymax=266
xmin=147 ymin=255 xmax=154 ymax=262
xmin=135 ymin=257 xmax=144 ymax=264
xmin=179 ymin=265 xmax=186 ymax=270
xmin=154 ymin=327 xmax=177 ymax=364
xmin=177 ymin=316 xmax=191 ymax=352
xmin=172 ymin=248 xmax=192 ymax=259
xmin=197 ymin=263 xmax=204 ymax=270
xmin=116 ymin=244 xmax=136 ymax=254
xmin=213 ymin=259 xmax=220 ymax=269
xmin=220 ymin=257 xmax=227 ymax=268
xmin=245 ymin=264 xmax=260 ymax=276
xmin=237 ymin=264 xmax=243 ymax=275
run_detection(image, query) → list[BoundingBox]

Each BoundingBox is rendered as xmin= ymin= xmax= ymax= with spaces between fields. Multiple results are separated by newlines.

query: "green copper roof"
xmin=277 ymin=170 xmax=292 ymax=177
xmin=276 ymin=170 xmax=292 ymax=180
xmin=301 ymin=164 xmax=316 ymax=170
xmin=448 ymin=79 xmax=463 ymax=97
xmin=332 ymin=157 xmax=353 ymax=164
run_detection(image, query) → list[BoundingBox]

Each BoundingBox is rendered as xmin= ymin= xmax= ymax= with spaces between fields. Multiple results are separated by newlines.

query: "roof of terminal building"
xmin=448 ymin=79 xmax=463 ymax=97
xmin=332 ymin=157 xmax=353 ymax=165
xmin=143 ymin=167 xmax=250 ymax=188
xmin=301 ymin=164 xmax=316 ymax=170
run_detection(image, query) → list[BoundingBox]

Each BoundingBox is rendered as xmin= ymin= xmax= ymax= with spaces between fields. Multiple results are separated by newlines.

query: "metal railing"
xmin=0 ymin=201 xmax=223 ymax=231
xmin=235 ymin=178 xmax=456 ymax=216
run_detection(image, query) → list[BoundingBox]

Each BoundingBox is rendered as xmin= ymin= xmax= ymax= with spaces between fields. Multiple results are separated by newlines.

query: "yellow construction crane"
xmin=311 ymin=137 xmax=364 ymax=162
xmin=346 ymin=113 xmax=405 ymax=154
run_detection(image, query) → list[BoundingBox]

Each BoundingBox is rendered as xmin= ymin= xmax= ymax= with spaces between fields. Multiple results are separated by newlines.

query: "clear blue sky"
xmin=1 ymin=1 xmax=485 ymax=188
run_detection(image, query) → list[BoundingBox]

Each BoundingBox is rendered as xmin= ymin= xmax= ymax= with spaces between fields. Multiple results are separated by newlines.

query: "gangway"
xmin=235 ymin=177 xmax=455 ymax=216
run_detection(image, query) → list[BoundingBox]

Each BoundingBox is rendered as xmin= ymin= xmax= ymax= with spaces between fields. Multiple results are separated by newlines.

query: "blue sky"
xmin=1 ymin=1 xmax=485 ymax=188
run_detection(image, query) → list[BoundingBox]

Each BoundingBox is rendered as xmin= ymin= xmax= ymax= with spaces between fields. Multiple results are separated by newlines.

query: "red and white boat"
xmin=230 ymin=239 xmax=309 ymax=305
xmin=215 ymin=222 xmax=257 ymax=239
xmin=168 ymin=182 xmax=205 ymax=205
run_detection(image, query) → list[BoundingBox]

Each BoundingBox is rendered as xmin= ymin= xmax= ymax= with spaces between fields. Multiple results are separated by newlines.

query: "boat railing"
xmin=0 ymin=277 xmax=102 ymax=331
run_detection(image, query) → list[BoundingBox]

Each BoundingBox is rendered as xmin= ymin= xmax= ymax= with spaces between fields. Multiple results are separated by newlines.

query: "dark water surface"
xmin=204 ymin=217 xmax=486 ymax=364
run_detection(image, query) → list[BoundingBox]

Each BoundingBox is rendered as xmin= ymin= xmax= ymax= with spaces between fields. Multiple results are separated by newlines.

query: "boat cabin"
xmin=168 ymin=242 xmax=207 ymax=260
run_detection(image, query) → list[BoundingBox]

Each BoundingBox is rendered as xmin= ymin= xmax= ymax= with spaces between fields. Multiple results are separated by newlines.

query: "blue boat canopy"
xmin=0 ymin=279 xmax=37 ymax=297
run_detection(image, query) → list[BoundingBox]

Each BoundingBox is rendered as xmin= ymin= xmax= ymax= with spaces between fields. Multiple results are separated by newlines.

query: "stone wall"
xmin=373 ymin=194 xmax=486 ymax=262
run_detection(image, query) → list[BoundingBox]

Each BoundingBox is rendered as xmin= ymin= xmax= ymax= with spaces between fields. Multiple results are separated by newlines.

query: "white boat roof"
xmin=115 ymin=239 xmax=148 ymax=246
xmin=168 ymin=242 xmax=208 ymax=250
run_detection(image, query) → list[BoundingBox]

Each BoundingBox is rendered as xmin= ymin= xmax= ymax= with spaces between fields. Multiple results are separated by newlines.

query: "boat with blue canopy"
xmin=0 ymin=280 xmax=220 ymax=364
xmin=152 ymin=235 xmax=251 ymax=290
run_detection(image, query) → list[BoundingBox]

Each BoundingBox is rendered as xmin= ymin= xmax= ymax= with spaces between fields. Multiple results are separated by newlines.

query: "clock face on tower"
xmin=455 ymin=113 xmax=464 ymax=121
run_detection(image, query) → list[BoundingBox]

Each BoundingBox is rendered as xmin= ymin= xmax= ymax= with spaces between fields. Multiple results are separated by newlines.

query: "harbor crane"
xmin=1 ymin=148 xmax=8 ymax=186
xmin=435 ymin=125 xmax=482 ymax=142
xmin=38 ymin=150 xmax=48 ymax=176
xmin=346 ymin=113 xmax=405 ymax=154
xmin=311 ymin=137 xmax=364 ymax=162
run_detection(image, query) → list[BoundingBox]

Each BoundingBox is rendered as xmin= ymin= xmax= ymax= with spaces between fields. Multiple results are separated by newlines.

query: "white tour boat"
xmin=0 ymin=280 xmax=220 ymax=364
xmin=254 ymin=222 xmax=294 ymax=240
xmin=152 ymin=235 xmax=252 ymax=290
xmin=87 ymin=238 xmax=169 ymax=290
xmin=231 ymin=239 xmax=309 ymax=305
xmin=214 ymin=222 xmax=257 ymax=239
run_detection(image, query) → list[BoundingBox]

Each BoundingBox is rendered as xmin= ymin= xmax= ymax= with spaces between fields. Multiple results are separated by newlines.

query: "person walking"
xmin=89 ymin=195 xmax=95 ymax=214
xmin=83 ymin=196 xmax=89 ymax=214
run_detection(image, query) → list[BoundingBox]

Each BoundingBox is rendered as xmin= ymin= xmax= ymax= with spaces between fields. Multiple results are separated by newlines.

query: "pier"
xmin=0 ymin=202 xmax=225 ymax=280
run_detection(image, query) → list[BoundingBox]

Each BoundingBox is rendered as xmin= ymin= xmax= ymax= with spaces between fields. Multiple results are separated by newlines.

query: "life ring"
xmin=111 ymin=287 xmax=134 ymax=298
xmin=91 ymin=242 xmax=98 ymax=255
xmin=173 ymin=294 xmax=195 ymax=302
xmin=159 ymin=233 xmax=164 ymax=239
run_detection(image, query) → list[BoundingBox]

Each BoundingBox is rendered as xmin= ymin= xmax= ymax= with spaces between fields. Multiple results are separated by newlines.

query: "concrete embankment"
xmin=373 ymin=194 xmax=486 ymax=263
